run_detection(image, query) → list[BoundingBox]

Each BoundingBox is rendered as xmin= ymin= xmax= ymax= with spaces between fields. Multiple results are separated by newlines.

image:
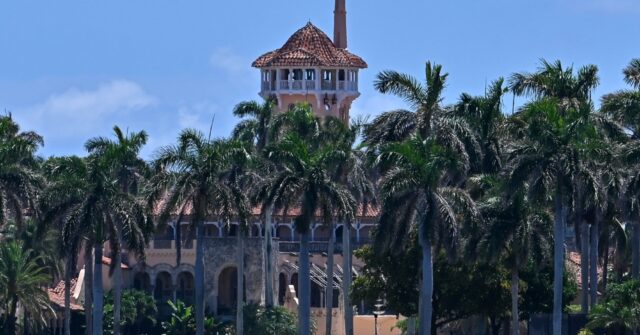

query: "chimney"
xmin=334 ymin=0 xmax=347 ymax=49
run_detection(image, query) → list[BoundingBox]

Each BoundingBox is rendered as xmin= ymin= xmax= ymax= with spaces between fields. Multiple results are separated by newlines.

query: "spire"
xmin=334 ymin=0 xmax=347 ymax=49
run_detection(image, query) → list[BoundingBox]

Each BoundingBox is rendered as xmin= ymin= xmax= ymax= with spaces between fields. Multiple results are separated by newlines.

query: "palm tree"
xmin=505 ymin=99 xmax=600 ymax=335
xmin=623 ymin=59 xmax=640 ymax=89
xmin=365 ymin=62 xmax=476 ymax=334
xmin=85 ymin=126 xmax=150 ymax=335
xmin=60 ymin=153 xmax=149 ymax=335
xmin=479 ymin=187 xmax=553 ymax=335
xmin=601 ymin=59 xmax=640 ymax=279
xmin=0 ymin=115 xmax=44 ymax=230
xmin=0 ymin=241 xmax=54 ymax=334
xmin=40 ymin=156 xmax=90 ymax=335
xmin=322 ymin=117 xmax=376 ymax=335
xmin=149 ymin=131 xmax=251 ymax=335
xmin=374 ymin=135 xmax=476 ymax=335
xmin=232 ymin=98 xmax=278 ymax=308
xmin=259 ymin=107 xmax=356 ymax=335
xmin=453 ymin=78 xmax=508 ymax=176
xmin=508 ymin=60 xmax=600 ymax=335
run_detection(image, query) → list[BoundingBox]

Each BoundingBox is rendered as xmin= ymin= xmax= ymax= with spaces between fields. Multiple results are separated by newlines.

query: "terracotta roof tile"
xmin=253 ymin=23 xmax=367 ymax=69
xmin=48 ymin=279 xmax=83 ymax=311
xmin=102 ymin=256 xmax=130 ymax=269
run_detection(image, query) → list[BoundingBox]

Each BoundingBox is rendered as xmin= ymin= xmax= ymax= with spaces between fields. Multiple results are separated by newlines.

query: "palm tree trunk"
xmin=175 ymin=221 xmax=182 ymax=269
xmin=264 ymin=204 xmax=274 ymax=308
xmin=298 ymin=231 xmax=311 ymax=335
xmin=342 ymin=221 xmax=354 ymax=335
xmin=93 ymin=242 xmax=104 ymax=335
xmin=324 ymin=220 xmax=336 ymax=335
xmin=84 ymin=244 xmax=93 ymax=335
xmin=552 ymin=189 xmax=566 ymax=335
xmin=633 ymin=222 xmax=640 ymax=279
xmin=406 ymin=316 xmax=416 ymax=335
xmin=195 ymin=220 xmax=205 ymax=335
xmin=602 ymin=223 xmax=610 ymax=291
xmin=418 ymin=227 xmax=434 ymax=335
xmin=64 ymin=252 xmax=73 ymax=335
xmin=113 ymin=229 xmax=123 ymax=335
xmin=510 ymin=269 xmax=520 ymax=335
xmin=589 ymin=220 xmax=599 ymax=308
xmin=236 ymin=231 xmax=245 ymax=335
xmin=581 ymin=222 xmax=590 ymax=313
xmin=5 ymin=298 xmax=18 ymax=335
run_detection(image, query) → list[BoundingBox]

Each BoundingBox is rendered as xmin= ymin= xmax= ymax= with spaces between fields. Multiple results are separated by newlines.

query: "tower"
xmin=252 ymin=0 xmax=366 ymax=122
xmin=334 ymin=0 xmax=347 ymax=49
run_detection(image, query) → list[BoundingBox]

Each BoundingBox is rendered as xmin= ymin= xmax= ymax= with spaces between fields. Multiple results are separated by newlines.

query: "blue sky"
xmin=1 ymin=0 xmax=639 ymax=158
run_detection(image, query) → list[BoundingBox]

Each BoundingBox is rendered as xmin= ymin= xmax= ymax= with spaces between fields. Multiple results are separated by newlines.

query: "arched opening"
xmin=133 ymin=272 xmax=151 ymax=294
xmin=155 ymin=271 xmax=173 ymax=316
xmin=277 ymin=225 xmax=291 ymax=241
xmin=311 ymin=281 xmax=322 ymax=307
xmin=176 ymin=272 xmax=195 ymax=306
xmin=335 ymin=225 xmax=344 ymax=243
xmin=217 ymin=267 xmax=246 ymax=315
xmin=290 ymin=273 xmax=299 ymax=297
xmin=314 ymin=225 xmax=330 ymax=242
xmin=278 ymin=273 xmax=287 ymax=305
xmin=204 ymin=225 xmax=219 ymax=238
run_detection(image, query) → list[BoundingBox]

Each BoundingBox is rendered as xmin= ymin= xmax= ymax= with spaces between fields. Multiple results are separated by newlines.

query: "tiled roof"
xmin=102 ymin=256 xmax=130 ymax=269
xmin=253 ymin=22 xmax=367 ymax=69
xmin=566 ymin=251 xmax=603 ymax=292
xmin=48 ymin=279 xmax=83 ymax=311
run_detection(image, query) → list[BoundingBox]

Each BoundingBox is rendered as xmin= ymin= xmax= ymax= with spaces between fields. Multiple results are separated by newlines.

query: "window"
xmin=305 ymin=69 xmax=316 ymax=80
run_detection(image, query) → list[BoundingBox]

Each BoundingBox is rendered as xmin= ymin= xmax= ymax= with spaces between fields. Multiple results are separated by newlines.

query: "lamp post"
xmin=373 ymin=298 xmax=385 ymax=335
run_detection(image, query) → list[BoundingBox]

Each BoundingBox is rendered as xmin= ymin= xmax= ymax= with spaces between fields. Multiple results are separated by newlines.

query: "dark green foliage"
xmin=227 ymin=303 xmax=301 ymax=335
xmin=587 ymin=280 xmax=640 ymax=332
xmin=161 ymin=300 xmax=225 ymax=335
xmin=103 ymin=289 xmax=157 ymax=335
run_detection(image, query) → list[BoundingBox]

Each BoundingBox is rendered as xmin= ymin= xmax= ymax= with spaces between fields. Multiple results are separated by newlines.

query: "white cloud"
xmin=349 ymin=94 xmax=408 ymax=121
xmin=209 ymin=47 xmax=261 ymax=88
xmin=12 ymin=80 xmax=156 ymax=156
xmin=178 ymin=101 xmax=219 ymax=130
xmin=18 ymin=80 xmax=155 ymax=136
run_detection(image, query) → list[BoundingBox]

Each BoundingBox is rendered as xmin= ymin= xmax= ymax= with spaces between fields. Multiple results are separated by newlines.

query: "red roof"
xmin=102 ymin=256 xmax=130 ymax=269
xmin=48 ymin=279 xmax=83 ymax=311
xmin=253 ymin=23 xmax=367 ymax=69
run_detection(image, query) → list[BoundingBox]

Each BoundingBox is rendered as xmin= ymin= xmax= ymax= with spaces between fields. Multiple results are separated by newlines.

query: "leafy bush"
xmin=161 ymin=300 xmax=225 ymax=335
xmin=587 ymin=280 xmax=640 ymax=332
xmin=226 ymin=303 xmax=303 ymax=335
xmin=103 ymin=289 xmax=157 ymax=335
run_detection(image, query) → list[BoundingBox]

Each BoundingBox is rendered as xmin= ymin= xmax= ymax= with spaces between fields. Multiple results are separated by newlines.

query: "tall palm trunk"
xmin=418 ymin=225 xmax=434 ymax=335
xmin=64 ymin=251 xmax=73 ymax=335
xmin=195 ymin=220 xmax=205 ymax=335
xmin=175 ymin=221 xmax=182 ymax=268
xmin=93 ymin=242 xmax=104 ymax=335
xmin=236 ymin=231 xmax=245 ymax=335
xmin=113 ymin=228 xmax=123 ymax=335
xmin=511 ymin=269 xmax=520 ymax=335
xmin=580 ymin=223 xmax=590 ymax=313
xmin=602 ymin=222 xmax=610 ymax=291
xmin=342 ymin=220 xmax=354 ymax=335
xmin=84 ymin=244 xmax=93 ymax=335
xmin=298 ymin=231 xmax=311 ymax=335
xmin=324 ymin=220 xmax=336 ymax=335
xmin=633 ymin=222 xmax=640 ymax=279
xmin=4 ymin=298 xmax=18 ymax=335
xmin=264 ymin=204 xmax=274 ymax=308
xmin=589 ymin=219 xmax=599 ymax=308
xmin=552 ymin=189 xmax=566 ymax=335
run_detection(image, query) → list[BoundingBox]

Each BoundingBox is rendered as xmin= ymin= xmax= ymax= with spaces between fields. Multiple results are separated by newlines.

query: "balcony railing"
xmin=279 ymin=240 xmax=371 ymax=253
xmin=263 ymin=80 xmax=357 ymax=93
